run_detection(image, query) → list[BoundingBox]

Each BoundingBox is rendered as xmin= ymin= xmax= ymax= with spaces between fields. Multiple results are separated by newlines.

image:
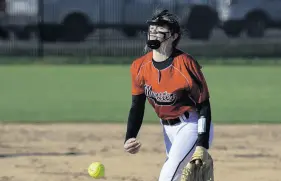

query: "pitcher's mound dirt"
xmin=0 ymin=123 xmax=280 ymax=181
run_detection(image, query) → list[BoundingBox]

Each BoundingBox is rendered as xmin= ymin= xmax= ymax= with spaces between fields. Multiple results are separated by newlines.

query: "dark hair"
xmin=147 ymin=9 xmax=182 ymax=48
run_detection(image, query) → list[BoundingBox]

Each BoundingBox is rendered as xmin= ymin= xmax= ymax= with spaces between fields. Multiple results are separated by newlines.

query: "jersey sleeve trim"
xmin=130 ymin=53 xmax=152 ymax=95
xmin=180 ymin=53 xmax=210 ymax=104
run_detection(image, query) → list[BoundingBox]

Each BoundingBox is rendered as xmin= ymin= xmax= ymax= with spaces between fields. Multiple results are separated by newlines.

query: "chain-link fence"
xmin=0 ymin=0 xmax=281 ymax=61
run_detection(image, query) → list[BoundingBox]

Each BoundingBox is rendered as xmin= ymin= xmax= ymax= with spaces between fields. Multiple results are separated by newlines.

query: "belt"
xmin=161 ymin=112 xmax=189 ymax=126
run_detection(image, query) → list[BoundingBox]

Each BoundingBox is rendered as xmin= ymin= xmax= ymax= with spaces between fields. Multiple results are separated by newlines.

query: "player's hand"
xmin=190 ymin=146 xmax=207 ymax=166
xmin=124 ymin=138 xmax=141 ymax=154
xmin=194 ymin=159 xmax=202 ymax=166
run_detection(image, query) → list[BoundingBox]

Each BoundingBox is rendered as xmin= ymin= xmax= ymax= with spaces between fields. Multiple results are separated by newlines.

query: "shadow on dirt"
xmin=0 ymin=151 xmax=88 ymax=158
xmin=234 ymin=153 xmax=275 ymax=158
xmin=41 ymin=171 xmax=89 ymax=178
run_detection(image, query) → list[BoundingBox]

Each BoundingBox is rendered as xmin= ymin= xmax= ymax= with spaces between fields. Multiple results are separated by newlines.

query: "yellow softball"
xmin=88 ymin=162 xmax=105 ymax=179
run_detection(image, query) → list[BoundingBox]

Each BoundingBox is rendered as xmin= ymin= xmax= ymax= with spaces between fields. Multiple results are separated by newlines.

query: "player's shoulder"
xmin=130 ymin=51 xmax=153 ymax=73
xmin=174 ymin=49 xmax=202 ymax=69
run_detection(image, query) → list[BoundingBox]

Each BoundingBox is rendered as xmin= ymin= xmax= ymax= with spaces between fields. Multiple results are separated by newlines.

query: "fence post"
xmin=37 ymin=0 xmax=44 ymax=57
xmin=98 ymin=0 xmax=106 ymax=50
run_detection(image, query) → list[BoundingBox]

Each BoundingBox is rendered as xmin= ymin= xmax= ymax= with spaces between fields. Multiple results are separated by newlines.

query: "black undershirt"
xmin=125 ymin=54 xmax=212 ymax=149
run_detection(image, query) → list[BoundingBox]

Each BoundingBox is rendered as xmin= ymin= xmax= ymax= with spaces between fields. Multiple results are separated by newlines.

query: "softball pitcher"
xmin=124 ymin=9 xmax=214 ymax=181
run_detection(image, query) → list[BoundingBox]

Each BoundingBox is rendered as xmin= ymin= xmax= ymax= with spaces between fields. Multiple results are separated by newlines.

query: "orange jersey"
xmin=130 ymin=50 xmax=210 ymax=120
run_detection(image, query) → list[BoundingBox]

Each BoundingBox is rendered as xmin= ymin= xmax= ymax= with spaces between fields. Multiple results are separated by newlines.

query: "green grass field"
xmin=0 ymin=64 xmax=280 ymax=123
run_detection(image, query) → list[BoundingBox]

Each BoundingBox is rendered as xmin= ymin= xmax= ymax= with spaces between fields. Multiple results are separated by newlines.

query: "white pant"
xmin=158 ymin=111 xmax=214 ymax=181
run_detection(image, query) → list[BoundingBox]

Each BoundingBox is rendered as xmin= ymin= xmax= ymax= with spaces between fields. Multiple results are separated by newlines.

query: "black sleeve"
xmin=124 ymin=93 xmax=146 ymax=143
xmin=196 ymin=99 xmax=212 ymax=149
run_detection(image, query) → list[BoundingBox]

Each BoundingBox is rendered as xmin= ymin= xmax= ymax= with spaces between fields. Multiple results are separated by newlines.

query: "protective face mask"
xmin=146 ymin=31 xmax=172 ymax=50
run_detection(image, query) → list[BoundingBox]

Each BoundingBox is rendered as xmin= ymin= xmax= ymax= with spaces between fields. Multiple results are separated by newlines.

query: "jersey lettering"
xmin=144 ymin=84 xmax=177 ymax=106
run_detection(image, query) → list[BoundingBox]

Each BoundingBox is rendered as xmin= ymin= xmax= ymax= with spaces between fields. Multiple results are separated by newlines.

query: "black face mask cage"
xmin=147 ymin=27 xmax=169 ymax=40
xmin=147 ymin=19 xmax=175 ymax=34
xmin=145 ymin=10 xmax=180 ymax=49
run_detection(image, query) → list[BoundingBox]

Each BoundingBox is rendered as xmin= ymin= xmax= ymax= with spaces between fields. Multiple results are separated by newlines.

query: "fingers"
xmin=195 ymin=159 xmax=202 ymax=166
xmin=127 ymin=138 xmax=136 ymax=143
xmin=124 ymin=140 xmax=139 ymax=150
xmin=127 ymin=143 xmax=141 ymax=154
xmin=126 ymin=141 xmax=141 ymax=152
xmin=124 ymin=138 xmax=136 ymax=149
xmin=124 ymin=139 xmax=141 ymax=154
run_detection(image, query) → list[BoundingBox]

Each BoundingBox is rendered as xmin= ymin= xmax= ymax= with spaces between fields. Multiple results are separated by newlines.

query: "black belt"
xmin=161 ymin=112 xmax=189 ymax=126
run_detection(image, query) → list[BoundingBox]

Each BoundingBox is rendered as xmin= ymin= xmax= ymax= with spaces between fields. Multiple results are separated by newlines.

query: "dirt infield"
xmin=0 ymin=123 xmax=280 ymax=181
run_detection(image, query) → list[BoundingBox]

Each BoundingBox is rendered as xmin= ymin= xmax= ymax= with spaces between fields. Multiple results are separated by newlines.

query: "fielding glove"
xmin=181 ymin=146 xmax=214 ymax=181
